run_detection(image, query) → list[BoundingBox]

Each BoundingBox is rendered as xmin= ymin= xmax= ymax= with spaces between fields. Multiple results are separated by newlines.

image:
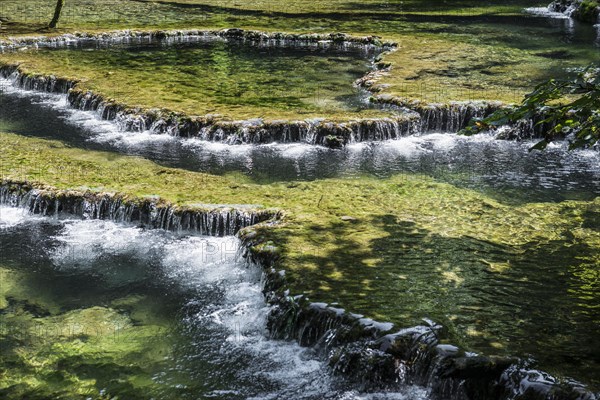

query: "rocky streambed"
xmin=1 ymin=180 xmax=598 ymax=399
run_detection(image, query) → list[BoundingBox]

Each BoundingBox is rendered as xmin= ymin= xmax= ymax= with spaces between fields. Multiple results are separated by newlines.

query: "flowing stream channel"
xmin=0 ymin=30 xmax=599 ymax=398
xmin=0 ymin=206 xmax=430 ymax=399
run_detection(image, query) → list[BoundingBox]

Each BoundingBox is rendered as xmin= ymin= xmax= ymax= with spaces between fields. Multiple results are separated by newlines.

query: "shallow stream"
xmin=1 ymin=9 xmax=599 ymax=397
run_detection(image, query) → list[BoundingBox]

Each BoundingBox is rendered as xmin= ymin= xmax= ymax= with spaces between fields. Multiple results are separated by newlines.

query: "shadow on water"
xmin=0 ymin=217 xmax=351 ymax=399
xmin=340 ymin=0 xmax=537 ymax=12
xmin=291 ymin=213 xmax=600 ymax=389
xmin=582 ymin=209 xmax=600 ymax=231
xmin=125 ymin=0 xmax=553 ymax=21
xmin=129 ymin=0 xmax=600 ymax=51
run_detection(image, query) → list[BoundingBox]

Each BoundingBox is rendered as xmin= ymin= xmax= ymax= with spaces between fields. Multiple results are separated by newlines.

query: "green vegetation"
xmin=0 ymin=269 xmax=170 ymax=398
xmin=0 ymin=40 xmax=388 ymax=120
xmin=550 ymin=0 xmax=600 ymax=21
xmin=1 ymin=0 xmax=598 ymax=107
xmin=0 ymin=0 xmax=599 ymax=394
xmin=462 ymin=65 xmax=600 ymax=149
xmin=576 ymin=0 xmax=600 ymax=22
xmin=2 ymin=132 xmax=599 ymax=366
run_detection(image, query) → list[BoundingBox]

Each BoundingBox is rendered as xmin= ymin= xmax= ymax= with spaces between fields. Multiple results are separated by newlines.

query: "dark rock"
xmin=549 ymin=0 xmax=600 ymax=23
xmin=439 ymin=355 xmax=515 ymax=380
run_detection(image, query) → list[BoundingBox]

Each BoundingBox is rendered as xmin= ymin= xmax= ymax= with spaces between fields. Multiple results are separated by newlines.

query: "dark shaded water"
xmin=0 ymin=87 xmax=598 ymax=205
xmin=0 ymin=209 xmax=429 ymax=399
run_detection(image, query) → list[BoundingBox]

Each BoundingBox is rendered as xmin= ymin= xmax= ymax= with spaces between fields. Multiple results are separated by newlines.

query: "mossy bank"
xmin=2 ymin=0 xmax=599 ymax=107
xmin=2 ymin=131 xmax=599 ymax=385
xmin=2 ymin=131 xmax=599 ymax=397
xmin=549 ymin=0 xmax=600 ymax=22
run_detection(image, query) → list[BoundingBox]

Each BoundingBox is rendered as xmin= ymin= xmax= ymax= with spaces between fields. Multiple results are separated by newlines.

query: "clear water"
xmin=1 ymin=8 xmax=599 ymax=394
xmin=0 ymin=86 xmax=598 ymax=205
xmin=2 ymin=38 xmax=383 ymax=118
xmin=1 ymin=67 xmax=600 ymax=390
xmin=0 ymin=206 xmax=429 ymax=399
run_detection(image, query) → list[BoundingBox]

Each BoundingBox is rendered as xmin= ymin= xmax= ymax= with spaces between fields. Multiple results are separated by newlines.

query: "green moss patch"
xmin=0 ymin=265 xmax=173 ymax=399
xmin=2 ymin=131 xmax=599 ymax=372
xmin=0 ymin=36 xmax=392 ymax=121
xmin=1 ymin=0 xmax=598 ymax=106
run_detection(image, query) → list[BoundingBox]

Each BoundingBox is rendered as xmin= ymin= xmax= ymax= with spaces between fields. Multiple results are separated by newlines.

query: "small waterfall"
xmin=0 ymin=30 xmax=558 ymax=146
xmin=0 ymin=30 xmax=421 ymax=147
xmin=1 ymin=64 xmax=426 ymax=147
xmin=548 ymin=0 xmax=578 ymax=17
xmin=0 ymin=181 xmax=275 ymax=237
xmin=262 ymin=287 xmax=598 ymax=400
xmin=367 ymin=93 xmax=505 ymax=134
xmin=0 ymin=64 xmax=75 ymax=94
xmin=548 ymin=0 xmax=600 ymax=22
xmin=417 ymin=102 xmax=499 ymax=133
xmin=240 ymin=228 xmax=600 ymax=400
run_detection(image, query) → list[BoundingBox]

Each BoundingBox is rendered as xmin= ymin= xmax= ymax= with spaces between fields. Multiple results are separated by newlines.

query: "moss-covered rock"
xmin=549 ymin=0 xmax=600 ymax=22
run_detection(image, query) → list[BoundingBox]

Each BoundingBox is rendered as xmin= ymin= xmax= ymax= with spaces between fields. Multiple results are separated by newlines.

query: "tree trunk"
xmin=49 ymin=0 xmax=65 ymax=28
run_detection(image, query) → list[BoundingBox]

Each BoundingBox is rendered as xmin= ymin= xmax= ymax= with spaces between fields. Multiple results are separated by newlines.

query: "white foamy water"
xmin=275 ymin=142 xmax=323 ymax=158
xmin=0 ymin=74 xmax=494 ymax=162
xmin=0 ymin=76 xmax=175 ymax=147
xmin=46 ymin=217 xmax=335 ymax=395
xmin=27 ymin=213 xmax=429 ymax=400
xmin=524 ymin=7 xmax=572 ymax=19
xmin=336 ymin=389 xmax=431 ymax=400
xmin=0 ymin=205 xmax=45 ymax=228
xmin=2 ymin=72 xmax=599 ymax=201
xmin=358 ymin=132 xmax=496 ymax=159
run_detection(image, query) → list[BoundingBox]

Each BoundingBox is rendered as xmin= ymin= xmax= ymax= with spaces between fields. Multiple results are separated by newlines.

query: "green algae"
xmin=1 ymin=131 xmax=599 ymax=385
xmin=0 ymin=0 xmax=598 ymax=392
xmin=0 ymin=265 xmax=174 ymax=399
xmin=0 ymin=38 xmax=388 ymax=120
xmin=574 ymin=0 xmax=600 ymax=22
xmin=1 ymin=0 xmax=598 ymax=107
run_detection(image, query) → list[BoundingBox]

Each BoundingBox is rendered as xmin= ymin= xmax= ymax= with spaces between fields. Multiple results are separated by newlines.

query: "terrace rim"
xmin=0 ymin=28 xmax=515 ymax=147
xmin=0 ymin=180 xmax=597 ymax=400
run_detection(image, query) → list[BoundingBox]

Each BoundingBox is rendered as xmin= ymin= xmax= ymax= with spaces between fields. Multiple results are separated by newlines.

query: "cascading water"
xmin=0 ymin=63 xmax=423 ymax=146
xmin=0 ymin=31 xmax=503 ymax=147
xmin=0 ymin=204 xmax=431 ymax=399
xmin=1 ymin=82 xmax=599 ymax=201
xmin=525 ymin=6 xmax=573 ymax=18
xmin=1 ymin=27 xmax=599 ymax=400
xmin=0 ymin=182 xmax=273 ymax=237
xmin=0 ymin=29 xmax=395 ymax=53
xmin=0 ymin=62 xmax=517 ymax=145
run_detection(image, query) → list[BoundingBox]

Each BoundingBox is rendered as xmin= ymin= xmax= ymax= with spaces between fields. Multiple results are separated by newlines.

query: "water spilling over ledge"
xmin=0 ymin=180 xmax=598 ymax=399
xmin=0 ymin=29 xmax=520 ymax=146
xmin=0 ymin=180 xmax=276 ymax=236
xmin=547 ymin=0 xmax=600 ymax=23
xmin=240 ymin=226 xmax=599 ymax=400
xmin=355 ymin=70 xmax=505 ymax=134
xmin=0 ymin=27 xmax=598 ymax=398
xmin=0 ymin=63 xmax=424 ymax=147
